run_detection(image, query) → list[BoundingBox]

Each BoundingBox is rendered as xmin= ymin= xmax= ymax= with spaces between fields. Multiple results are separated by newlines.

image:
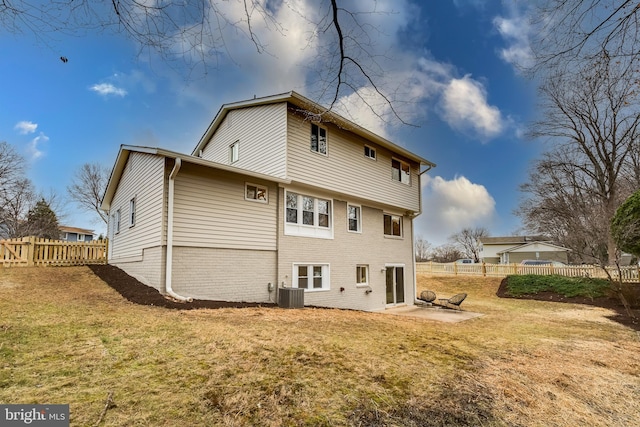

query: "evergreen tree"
xmin=25 ymin=198 xmax=60 ymax=239
xmin=611 ymin=190 xmax=640 ymax=258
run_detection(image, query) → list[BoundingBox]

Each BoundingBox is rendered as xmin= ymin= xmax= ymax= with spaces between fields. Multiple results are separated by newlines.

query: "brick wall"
xmin=171 ymin=247 xmax=277 ymax=303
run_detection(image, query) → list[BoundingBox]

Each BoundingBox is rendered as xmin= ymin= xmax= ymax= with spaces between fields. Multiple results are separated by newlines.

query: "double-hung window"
xmin=310 ymin=124 xmax=327 ymax=155
xmin=383 ymin=213 xmax=402 ymax=237
xmin=391 ymin=159 xmax=410 ymax=185
xmin=285 ymin=191 xmax=332 ymax=238
xmin=293 ymin=263 xmax=330 ymax=291
xmin=348 ymin=204 xmax=361 ymax=232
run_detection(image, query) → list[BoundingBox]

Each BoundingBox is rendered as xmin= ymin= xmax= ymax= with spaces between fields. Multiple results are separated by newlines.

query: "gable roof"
xmin=59 ymin=226 xmax=94 ymax=235
xmin=479 ymin=236 xmax=550 ymax=245
xmin=101 ymin=145 xmax=291 ymax=211
xmin=191 ymin=91 xmax=436 ymax=169
xmin=496 ymin=241 xmax=571 ymax=255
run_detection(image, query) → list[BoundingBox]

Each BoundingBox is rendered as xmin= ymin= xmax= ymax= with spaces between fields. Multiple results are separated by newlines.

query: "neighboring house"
xmin=100 ymin=91 xmax=436 ymax=312
xmin=479 ymin=236 xmax=570 ymax=264
xmin=59 ymin=226 xmax=94 ymax=242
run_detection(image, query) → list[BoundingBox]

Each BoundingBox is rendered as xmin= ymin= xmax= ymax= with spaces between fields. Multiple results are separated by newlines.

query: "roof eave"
xmin=191 ymin=91 xmax=436 ymax=167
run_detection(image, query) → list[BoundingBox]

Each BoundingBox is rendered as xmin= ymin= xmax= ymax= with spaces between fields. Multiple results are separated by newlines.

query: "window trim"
xmin=356 ymin=264 xmax=369 ymax=287
xmin=284 ymin=190 xmax=333 ymax=239
xmin=310 ymin=123 xmax=328 ymax=156
xmin=229 ymin=140 xmax=239 ymax=163
xmin=347 ymin=203 xmax=362 ymax=233
xmin=364 ymin=145 xmax=376 ymax=160
xmin=129 ymin=197 xmax=136 ymax=227
xmin=245 ymin=182 xmax=268 ymax=203
xmin=383 ymin=213 xmax=403 ymax=238
xmin=115 ymin=209 xmax=121 ymax=234
xmin=77 ymin=234 xmax=84 ymax=242
xmin=292 ymin=263 xmax=330 ymax=292
xmin=391 ymin=158 xmax=411 ymax=185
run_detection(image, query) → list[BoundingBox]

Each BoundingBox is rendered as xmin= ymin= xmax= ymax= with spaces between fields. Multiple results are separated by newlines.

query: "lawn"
xmin=1 ymin=267 xmax=639 ymax=426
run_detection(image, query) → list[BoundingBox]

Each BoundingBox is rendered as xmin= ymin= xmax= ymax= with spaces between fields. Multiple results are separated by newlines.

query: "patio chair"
xmin=417 ymin=290 xmax=437 ymax=304
xmin=437 ymin=293 xmax=467 ymax=310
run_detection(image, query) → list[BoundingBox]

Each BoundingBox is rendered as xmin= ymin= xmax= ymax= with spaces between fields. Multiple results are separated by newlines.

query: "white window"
xmin=347 ymin=204 xmax=361 ymax=232
xmin=63 ymin=233 xmax=68 ymax=241
xmin=130 ymin=198 xmax=136 ymax=227
xmin=285 ymin=191 xmax=332 ymax=238
xmin=230 ymin=140 xmax=239 ymax=163
xmin=310 ymin=124 xmax=327 ymax=155
xmin=115 ymin=209 xmax=121 ymax=234
xmin=245 ymin=183 xmax=268 ymax=203
xmin=293 ymin=263 xmax=330 ymax=291
xmin=383 ymin=213 xmax=402 ymax=237
xmin=77 ymin=234 xmax=84 ymax=242
xmin=364 ymin=145 xmax=376 ymax=160
xmin=391 ymin=159 xmax=410 ymax=185
xmin=356 ymin=265 xmax=369 ymax=286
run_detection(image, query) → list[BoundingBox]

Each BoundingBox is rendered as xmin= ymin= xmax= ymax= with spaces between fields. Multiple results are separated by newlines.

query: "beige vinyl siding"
xmin=109 ymin=152 xmax=165 ymax=260
xmin=286 ymin=110 xmax=421 ymax=212
xmin=172 ymin=163 xmax=277 ymax=250
xmin=277 ymin=188 xmax=415 ymax=312
xmin=199 ymin=103 xmax=288 ymax=178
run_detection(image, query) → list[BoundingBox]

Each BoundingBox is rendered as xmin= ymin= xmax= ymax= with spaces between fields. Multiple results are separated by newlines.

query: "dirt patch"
xmin=88 ymin=264 xmax=276 ymax=310
xmin=496 ymin=277 xmax=640 ymax=331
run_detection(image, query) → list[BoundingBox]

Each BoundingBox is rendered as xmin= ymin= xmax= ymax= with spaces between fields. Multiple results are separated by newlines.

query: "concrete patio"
xmin=383 ymin=304 xmax=484 ymax=323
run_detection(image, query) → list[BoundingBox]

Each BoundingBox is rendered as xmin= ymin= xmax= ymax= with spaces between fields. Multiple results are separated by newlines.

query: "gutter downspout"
xmin=165 ymin=157 xmax=193 ymax=302
xmin=412 ymin=163 xmax=434 ymax=304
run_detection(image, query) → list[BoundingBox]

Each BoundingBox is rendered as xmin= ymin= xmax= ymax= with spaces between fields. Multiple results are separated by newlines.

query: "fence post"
xmin=482 ymin=262 xmax=486 ymax=277
xmin=25 ymin=236 xmax=35 ymax=266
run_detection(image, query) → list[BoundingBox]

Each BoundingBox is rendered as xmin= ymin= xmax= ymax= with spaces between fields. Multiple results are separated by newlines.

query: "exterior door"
xmin=385 ymin=266 xmax=405 ymax=305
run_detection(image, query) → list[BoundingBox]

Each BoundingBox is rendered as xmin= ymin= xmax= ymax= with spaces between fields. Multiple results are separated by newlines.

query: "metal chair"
xmin=437 ymin=293 xmax=467 ymax=310
xmin=417 ymin=290 xmax=437 ymax=304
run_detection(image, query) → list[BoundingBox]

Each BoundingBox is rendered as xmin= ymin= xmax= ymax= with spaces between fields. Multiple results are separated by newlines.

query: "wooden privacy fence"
xmin=0 ymin=237 xmax=107 ymax=267
xmin=416 ymin=262 xmax=640 ymax=283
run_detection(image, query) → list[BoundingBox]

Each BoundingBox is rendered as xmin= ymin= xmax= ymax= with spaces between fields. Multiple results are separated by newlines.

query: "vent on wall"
xmin=278 ymin=287 xmax=304 ymax=308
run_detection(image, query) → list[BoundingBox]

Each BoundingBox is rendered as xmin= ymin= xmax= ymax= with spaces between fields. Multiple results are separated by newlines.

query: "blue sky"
xmin=0 ymin=0 xmax=542 ymax=245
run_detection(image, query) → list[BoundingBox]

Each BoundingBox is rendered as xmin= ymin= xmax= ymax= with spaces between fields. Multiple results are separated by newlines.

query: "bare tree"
xmin=1 ymin=1 xmax=407 ymax=123
xmin=519 ymin=55 xmax=640 ymax=264
xmin=531 ymin=0 xmax=640 ymax=73
xmin=0 ymin=178 xmax=37 ymax=239
xmin=67 ymin=163 xmax=110 ymax=225
xmin=449 ymin=227 xmax=489 ymax=263
xmin=0 ymin=142 xmax=34 ymax=238
xmin=431 ymin=244 xmax=464 ymax=264
xmin=414 ymin=234 xmax=432 ymax=262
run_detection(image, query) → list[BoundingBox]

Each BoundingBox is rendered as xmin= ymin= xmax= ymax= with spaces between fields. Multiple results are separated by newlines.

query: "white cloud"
xmin=14 ymin=121 xmax=38 ymax=134
xmin=90 ymin=83 xmax=128 ymax=97
xmin=493 ymin=10 xmax=534 ymax=70
xmin=441 ymin=75 xmax=504 ymax=139
xmin=27 ymin=132 xmax=49 ymax=160
xmin=416 ymin=175 xmax=497 ymax=245
xmin=153 ymin=1 xmax=507 ymax=141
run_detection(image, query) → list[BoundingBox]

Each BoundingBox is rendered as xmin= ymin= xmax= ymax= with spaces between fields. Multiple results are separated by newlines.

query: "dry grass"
xmin=0 ymin=268 xmax=639 ymax=426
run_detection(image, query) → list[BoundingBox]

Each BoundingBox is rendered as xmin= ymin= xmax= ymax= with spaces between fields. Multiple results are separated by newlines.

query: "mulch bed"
xmin=88 ymin=264 xmax=276 ymax=310
xmin=496 ymin=278 xmax=640 ymax=331
xmin=88 ymin=264 xmax=640 ymax=331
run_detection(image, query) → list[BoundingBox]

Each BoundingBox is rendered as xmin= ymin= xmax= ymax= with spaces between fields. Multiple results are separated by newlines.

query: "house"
xmin=479 ymin=236 xmax=570 ymax=264
xmin=59 ymin=226 xmax=94 ymax=242
xmin=100 ymin=91 xmax=435 ymax=312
